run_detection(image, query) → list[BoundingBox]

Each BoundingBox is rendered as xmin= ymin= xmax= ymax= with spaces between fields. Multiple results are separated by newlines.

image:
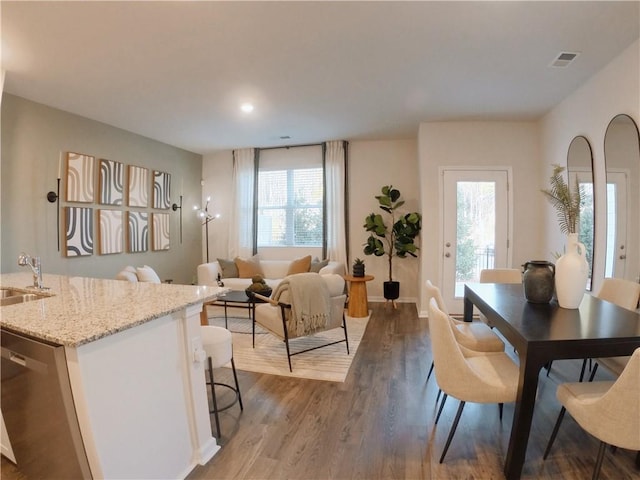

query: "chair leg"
xmin=592 ymin=441 xmax=607 ymax=480
xmin=498 ymin=403 xmax=503 ymax=421
xmin=588 ymin=362 xmax=599 ymax=382
xmin=230 ymin=357 xmax=243 ymax=411
xmin=543 ymin=406 xmax=566 ymax=459
xmin=342 ymin=313 xmax=350 ymax=354
xmin=435 ymin=388 xmax=442 ymax=404
xmin=427 ymin=361 xmax=434 ymax=382
xmin=579 ymin=358 xmax=588 ymax=382
xmin=439 ymin=400 xmax=466 ymax=463
xmin=635 ymin=450 xmax=640 ymax=468
xmin=207 ymin=357 xmax=222 ymax=439
xmin=435 ymin=393 xmax=448 ymax=424
xmin=284 ymin=337 xmax=293 ymax=372
xmin=546 ymin=360 xmax=553 ymax=377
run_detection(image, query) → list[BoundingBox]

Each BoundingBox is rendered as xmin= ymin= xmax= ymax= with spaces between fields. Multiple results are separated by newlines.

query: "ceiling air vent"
xmin=550 ymin=51 xmax=580 ymax=68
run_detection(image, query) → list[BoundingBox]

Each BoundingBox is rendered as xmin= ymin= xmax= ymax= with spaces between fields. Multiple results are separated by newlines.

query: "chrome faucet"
xmin=18 ymin=252 xmax=44 ymax=289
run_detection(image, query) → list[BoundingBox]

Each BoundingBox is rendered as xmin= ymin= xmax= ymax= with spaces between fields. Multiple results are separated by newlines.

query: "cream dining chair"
xmin=428 ymin=298 xmax=519 ymax=463
xmin=585 ymin=278 xmax=640 ymax=381
xmin=543 ymin=347 xmax=640 ymax=480
xmin=478 ymin=268 xmax=522 ymax=327
xmin=425 ymin=280 xmax=504 ymax=382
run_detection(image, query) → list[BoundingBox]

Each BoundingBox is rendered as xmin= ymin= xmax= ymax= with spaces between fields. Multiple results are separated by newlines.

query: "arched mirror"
xmin=603 ymin=114 xmax=640 ymax=282
xmin=567 ymin=136 xmax=595 ymax=290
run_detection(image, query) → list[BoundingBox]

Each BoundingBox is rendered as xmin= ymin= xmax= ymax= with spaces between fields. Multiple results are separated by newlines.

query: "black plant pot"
xmin=383 ymin=281 xmax=400 ymax=300
xmin=353 ymin=264 xmax=365 ymax=277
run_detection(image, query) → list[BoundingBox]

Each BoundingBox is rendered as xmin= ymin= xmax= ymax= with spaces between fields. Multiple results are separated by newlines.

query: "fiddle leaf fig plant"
xmin=363 ymin=185 xmax=422 ymax=282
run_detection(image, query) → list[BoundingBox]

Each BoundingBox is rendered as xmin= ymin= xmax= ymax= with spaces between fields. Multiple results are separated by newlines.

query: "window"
xmin=257 ymin=146 xmax=324 ymax=247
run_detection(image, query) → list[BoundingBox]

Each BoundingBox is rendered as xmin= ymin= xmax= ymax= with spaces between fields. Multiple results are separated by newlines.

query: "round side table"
xmin=343 ymin=274 xmax=374 ymax=318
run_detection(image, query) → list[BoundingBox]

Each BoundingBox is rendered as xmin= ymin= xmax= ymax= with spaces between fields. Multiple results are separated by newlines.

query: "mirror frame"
xmin=603 ymin=114 xmax=640 ymax=282
xmin=566 ymin=135 xmax=595 ymax=290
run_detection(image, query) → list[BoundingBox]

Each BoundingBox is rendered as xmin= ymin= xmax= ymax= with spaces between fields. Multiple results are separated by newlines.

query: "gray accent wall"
xmin=1 ymin=94 xmax=203 ymax=285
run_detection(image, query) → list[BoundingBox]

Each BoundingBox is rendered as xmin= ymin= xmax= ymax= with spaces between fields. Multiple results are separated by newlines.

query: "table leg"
xmin=224 ymin=302 xmax=228 ymax=329
xmin=503 ymin=348 xmax=545 ymax=480
xmin=463 ymin=293 xmax=474 ymax=322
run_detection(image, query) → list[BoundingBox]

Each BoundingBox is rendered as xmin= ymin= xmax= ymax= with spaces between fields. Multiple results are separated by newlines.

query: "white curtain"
xmin=325 ymin=140 xmax=348 ymax=267
xmin=229 ymin=148 xmax=255 ymax=258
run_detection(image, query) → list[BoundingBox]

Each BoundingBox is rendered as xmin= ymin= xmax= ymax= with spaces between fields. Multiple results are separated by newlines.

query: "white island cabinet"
xmin=0 ymin=273 xmax=228 ymax=479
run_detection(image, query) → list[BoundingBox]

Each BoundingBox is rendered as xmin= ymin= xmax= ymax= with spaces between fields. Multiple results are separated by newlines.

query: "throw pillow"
xmin=217 ymin=258 xmax=239 ymax=278
xmin=235 ymin=255 xmax=264 ymax=278
xmin=136 ymin=265 xmax=161 ymax=283
xmin=310 ymin=258 xmax=329 ymax=273
xmin=287 ymin=255 xmax=312 ymax=275
xmin=116 ymin=270 xmax=138 ymax=282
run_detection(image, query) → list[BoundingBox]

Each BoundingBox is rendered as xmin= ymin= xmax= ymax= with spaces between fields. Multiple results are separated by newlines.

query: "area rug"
xmin=205 ymin=313 xmax=369 ymax=382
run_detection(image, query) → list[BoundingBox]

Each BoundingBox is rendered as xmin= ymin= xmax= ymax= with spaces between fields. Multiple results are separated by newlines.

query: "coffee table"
xmin=201 ymin=290 xmax=256 ymax=329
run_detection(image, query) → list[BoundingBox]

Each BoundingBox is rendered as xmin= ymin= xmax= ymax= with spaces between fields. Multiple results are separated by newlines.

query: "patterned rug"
xmin=205 ymin=312 xmax=370 ymax=382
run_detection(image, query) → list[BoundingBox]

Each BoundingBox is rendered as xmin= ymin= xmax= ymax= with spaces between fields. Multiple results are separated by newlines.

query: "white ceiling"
xmin=2 ymin=1 xmax=639 ymax=155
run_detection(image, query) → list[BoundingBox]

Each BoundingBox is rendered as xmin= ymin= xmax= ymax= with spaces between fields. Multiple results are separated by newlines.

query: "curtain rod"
xmin=257 ymin=142 xmax=325 ymax=151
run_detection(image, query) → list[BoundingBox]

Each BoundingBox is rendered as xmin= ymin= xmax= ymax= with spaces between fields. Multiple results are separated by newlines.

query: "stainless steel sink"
xmin=0 ymin=290 xmax=47 ymax=306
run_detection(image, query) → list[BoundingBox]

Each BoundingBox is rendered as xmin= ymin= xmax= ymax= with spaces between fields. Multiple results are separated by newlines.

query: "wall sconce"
xmin=194 ymin=196 xmax=220 ymax=263
xmin=172 ymin=195 xmax=183 ymax=244
xmin=47 ymin=175 xmax=61 ymax=252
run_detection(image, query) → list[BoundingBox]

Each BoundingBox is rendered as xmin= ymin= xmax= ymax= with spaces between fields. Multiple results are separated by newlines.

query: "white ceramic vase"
xmin=555 ymin=233 xmax=589 ymax=309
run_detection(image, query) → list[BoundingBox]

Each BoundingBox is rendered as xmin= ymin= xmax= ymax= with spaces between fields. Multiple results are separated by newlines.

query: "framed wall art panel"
xmin=65 ymin=207 xmax=94 ymax=257
xmin=99 ymin=159 xmax=124 ymax=205
xmin=98 ymin=210 xmax=123 ymax=255
xmin=152 ymin=213 xmax=170 ymax=251
xmin=66 ymin=152 xmax=95 ymax=202
xmin=128 ymin=165 xmax=149 ymax=207
xmin=127 ymin=211 xmax=148 ymax=253
xmin=153 ymin=171 xmax=171 ymax=209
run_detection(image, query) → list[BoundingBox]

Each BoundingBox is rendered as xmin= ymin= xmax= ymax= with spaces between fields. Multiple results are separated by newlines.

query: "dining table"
xmin=463 ymin=282 xmax=640 ymax=480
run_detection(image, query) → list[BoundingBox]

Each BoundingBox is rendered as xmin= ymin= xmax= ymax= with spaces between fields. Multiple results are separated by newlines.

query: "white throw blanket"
xmin=272 ymin=273 xmax=330 ymax=336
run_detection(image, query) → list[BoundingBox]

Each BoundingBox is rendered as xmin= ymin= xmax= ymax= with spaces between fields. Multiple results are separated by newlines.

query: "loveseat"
xmin=197 ymin=255 xmax=345 ymax=291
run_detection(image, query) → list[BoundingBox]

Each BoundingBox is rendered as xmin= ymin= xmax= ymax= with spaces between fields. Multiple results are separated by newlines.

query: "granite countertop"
xmin=0 ymin=273 xmax=228 ymax=347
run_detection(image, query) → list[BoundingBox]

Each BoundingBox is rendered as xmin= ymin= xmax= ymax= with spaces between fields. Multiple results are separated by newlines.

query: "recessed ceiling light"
xmin=240 ymin=103 xmax=254 ymax=113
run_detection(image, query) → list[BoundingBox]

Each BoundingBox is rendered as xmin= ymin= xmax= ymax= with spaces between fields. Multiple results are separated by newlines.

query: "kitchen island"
xmin=0 ymin=272 xmax=228 ymax=479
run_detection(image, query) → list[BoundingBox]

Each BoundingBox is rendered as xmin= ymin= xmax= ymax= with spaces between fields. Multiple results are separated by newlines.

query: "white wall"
xmin=540 ymin=39 xmax=640 ymax=292
xmin=417 ymin=121 xmax=542 ymax=316
xmin=348 ymin=139 xmax=420 ymax=303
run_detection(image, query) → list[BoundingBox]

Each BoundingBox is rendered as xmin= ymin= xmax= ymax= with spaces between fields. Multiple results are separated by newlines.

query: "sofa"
xmin=197 ymin=255 xmax=345 ymax=292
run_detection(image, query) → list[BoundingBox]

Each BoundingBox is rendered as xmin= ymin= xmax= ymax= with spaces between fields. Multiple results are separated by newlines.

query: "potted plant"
xmin=541 ymin=164 xmax=587 ymax=309
xmin=363 ymin=185 xmax=422 ymax=303
xmin=352 ymin=258 xmax=365 ymax=277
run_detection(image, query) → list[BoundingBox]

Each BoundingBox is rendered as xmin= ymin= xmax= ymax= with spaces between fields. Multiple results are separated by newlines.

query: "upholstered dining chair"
xmin=583 ymin=278 xmax=640 ymax=381
xmin=253 ymin=273 xmax=349 ymax=372
xmin=425 ymin=280 xmax=504 ymax=383
xmin=478 ymin=269 xmax=522 ymax=326
xmin=543 ymin=347 xmax=640 ymax=480
xmin=428 ymin=298 xmax=519 ymax=463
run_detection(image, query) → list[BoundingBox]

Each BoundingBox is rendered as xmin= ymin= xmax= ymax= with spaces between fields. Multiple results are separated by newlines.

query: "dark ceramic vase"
xmin=522 ymin=261 xmax=555 ymax=303
xmin=353 ymin=264 xmax=365 ymax=277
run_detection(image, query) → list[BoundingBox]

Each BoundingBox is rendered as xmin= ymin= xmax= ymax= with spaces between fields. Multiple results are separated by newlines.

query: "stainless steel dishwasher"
xmin=1 ymin=329 xmax=92 ymax=479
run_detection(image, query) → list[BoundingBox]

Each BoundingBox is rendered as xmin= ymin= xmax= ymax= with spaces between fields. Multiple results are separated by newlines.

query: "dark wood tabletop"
xmin=463 ymin=282 xmax=640 ymax=480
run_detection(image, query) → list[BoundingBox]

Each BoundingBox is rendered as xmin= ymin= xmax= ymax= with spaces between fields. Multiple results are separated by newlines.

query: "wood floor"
xmin=2 ymin=302 xmax=638 ymax=479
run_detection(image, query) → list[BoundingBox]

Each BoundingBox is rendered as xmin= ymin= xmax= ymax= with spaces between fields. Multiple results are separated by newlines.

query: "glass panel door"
xmin=442 ymin=169 xmax=509 ymax=314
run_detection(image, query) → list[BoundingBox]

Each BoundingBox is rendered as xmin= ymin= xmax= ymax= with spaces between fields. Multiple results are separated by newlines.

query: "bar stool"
xmin=201 ymin=325 xmax=243 ymax=439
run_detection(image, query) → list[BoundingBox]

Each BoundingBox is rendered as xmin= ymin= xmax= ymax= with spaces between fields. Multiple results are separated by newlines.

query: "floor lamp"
xmin=194 ymin=197 xmax=220 ymax=263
